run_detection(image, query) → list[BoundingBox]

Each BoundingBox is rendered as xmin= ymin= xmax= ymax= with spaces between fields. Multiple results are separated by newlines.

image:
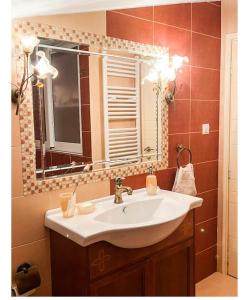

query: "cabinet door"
xmin=89 ymin=261 xmax=149 ymax=296
xmin=151 ymin=239 xmax=194 ymax=296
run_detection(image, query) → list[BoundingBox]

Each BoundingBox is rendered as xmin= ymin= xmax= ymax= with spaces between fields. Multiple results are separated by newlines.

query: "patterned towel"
xmin=172 ymin=163 xmax=197 ymax=196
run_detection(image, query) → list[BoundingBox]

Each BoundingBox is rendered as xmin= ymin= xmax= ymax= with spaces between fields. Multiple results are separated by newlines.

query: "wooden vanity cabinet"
xmin=50 ymin=211 xmax=195 ymax=296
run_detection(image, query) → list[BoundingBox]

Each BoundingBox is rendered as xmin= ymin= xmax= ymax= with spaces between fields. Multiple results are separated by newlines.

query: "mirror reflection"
xmin=32 ymin=38 xmax=164 ymax=178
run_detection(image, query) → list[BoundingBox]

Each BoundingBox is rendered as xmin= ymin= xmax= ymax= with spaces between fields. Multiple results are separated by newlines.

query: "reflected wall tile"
xmin=81 ymin=104 xmax=91 ymax=132
xmin=82 ymin=131 xmax=92 ymax=157
xmin=80 ymin=77 xmax=90 ymax=105
xmin=51 ymin=152 xmax=71 ymax=166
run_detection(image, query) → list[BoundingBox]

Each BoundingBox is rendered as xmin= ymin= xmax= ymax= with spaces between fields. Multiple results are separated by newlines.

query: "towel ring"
xmin=176 ymin=144 xmax=192 ymax=168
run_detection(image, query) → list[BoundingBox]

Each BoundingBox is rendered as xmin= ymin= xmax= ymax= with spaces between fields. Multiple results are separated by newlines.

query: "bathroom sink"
xmin=45 ymin=188 xmax=202 ymax=248
xmin=95 ymin=197 xmax=184 ymax=225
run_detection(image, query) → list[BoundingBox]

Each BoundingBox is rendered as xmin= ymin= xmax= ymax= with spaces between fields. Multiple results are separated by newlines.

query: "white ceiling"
xmin=12 ymin=0 xmax=220 ymax=19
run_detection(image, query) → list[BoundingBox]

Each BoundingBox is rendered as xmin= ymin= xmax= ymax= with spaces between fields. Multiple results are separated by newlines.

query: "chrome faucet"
xmin=114 ymin=177 xmax=133 ymax=204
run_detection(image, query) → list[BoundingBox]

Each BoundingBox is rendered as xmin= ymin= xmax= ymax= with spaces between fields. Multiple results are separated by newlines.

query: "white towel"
xmin=172 ymin=163 xmax=197 ymax=196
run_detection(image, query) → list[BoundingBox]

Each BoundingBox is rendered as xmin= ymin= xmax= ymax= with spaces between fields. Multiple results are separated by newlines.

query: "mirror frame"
xmin=13 ymin=20 xmax=168 ymax=195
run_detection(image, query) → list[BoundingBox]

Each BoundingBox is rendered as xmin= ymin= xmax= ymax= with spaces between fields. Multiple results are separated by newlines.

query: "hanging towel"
xmin=172 ymin=163 xmax=197 ymax=196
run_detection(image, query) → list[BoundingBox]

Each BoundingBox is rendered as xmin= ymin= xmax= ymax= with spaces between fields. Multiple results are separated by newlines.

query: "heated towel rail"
xmin=103 ymin=52 xmax=141 ymax=166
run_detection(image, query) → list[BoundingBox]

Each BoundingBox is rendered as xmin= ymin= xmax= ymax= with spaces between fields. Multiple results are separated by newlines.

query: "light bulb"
xmin=172 ymin=55 xmax=189 ymax=70
xmin=145 ymin=69 xmax=159 ymax=82
xmin=154 ymin=55 xmax=169 ymax=72
xmin=165 ymin=67 xmax=176 ymax=81
xmin=33 ymin=51 xmax=58 ymax=79
xmin=172 ymin=55 xmax=183 ymax=69
xmin=21 ymin=35 xmax=39 ymax=54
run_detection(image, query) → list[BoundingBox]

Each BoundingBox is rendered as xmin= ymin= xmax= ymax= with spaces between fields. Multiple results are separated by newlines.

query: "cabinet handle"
xmin=200 ymin=228 xmax=205 ymax=233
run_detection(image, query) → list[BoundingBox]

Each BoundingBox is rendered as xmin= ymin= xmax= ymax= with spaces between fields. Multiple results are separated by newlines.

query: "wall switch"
xmin=202 ymin=123 xmax=210 ymax=134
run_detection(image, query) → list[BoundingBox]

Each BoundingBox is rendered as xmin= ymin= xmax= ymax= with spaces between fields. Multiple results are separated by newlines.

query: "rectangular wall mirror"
xmin=32 ymin=38 xmax=167 ymax=179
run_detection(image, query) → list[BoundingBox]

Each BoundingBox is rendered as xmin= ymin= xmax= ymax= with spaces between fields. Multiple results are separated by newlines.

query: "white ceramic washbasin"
xmin=45 ymin=188 xmax=202 ymax=248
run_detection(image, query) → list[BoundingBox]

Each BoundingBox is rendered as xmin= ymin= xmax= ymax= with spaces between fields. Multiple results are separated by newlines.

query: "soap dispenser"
xmin=146 ymin=165 xmax=158 ymax=195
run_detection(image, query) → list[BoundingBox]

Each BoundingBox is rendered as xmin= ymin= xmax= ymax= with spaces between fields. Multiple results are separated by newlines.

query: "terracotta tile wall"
xmin=107 ymin=1 xmax=221 ymax=283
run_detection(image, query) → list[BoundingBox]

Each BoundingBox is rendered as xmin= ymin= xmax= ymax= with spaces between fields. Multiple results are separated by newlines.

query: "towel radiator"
xmin=102 ymin=52 xmax=141 ymax=166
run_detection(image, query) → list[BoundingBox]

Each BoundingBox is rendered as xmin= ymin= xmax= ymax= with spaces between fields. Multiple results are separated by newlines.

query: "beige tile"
xmin=19 ymin=11 xmax=106 ymax=35
xmin=12 ymin=192 xmax=50 ymax=247
xmin=76 ymin=180 xmax=110 ymax=202
xmin=12 ymin=146 xmax=23 ymax=198
xmin=12 ymin=238 xmax=52 ymax=296
xmin=12 ymin=103 xmax=21 ymax=147
xmin=196 ymin=272 xmax=237 ymax=297
xmin=48 ymin=180 xmax=111 ymax=209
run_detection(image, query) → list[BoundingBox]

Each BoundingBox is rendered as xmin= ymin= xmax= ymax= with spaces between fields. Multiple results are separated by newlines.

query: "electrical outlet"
xmin=202 ymin=123 xmax=210 ymax=134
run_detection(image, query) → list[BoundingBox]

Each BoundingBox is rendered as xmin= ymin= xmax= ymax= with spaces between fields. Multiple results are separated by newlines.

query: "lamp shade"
xmin=33 ymin=51 xmax=58 ymax=79
xmin=21 ymin=35 xmax=40 ymax=54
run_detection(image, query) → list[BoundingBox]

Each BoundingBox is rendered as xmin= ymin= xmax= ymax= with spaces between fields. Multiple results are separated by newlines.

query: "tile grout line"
xmin=197 ymin=188 xmax=218 ymax=195
xmin=207 ymin=1 xmax=221 ymax=8
xmin=195 ymin=243 xmax=217 ymax=256
xmin=191 ymin=65 xmax=220 ymax=71
xmin=193 ymin=159 xmax=218 ymax=165
xmin=191 ymin=30 xmax=221 ymax=40
xmin=168 ymin=130 xmax=219 ymax=135
xmin=189 ymin=2 xmax=193 ymax=150
xmin=12 ymin=237 xmax=49 ymax=250
xmin=109 ymin=10 xmax=221 ymax=40
xmin=195 ymin=216 xmax=217 ymax=226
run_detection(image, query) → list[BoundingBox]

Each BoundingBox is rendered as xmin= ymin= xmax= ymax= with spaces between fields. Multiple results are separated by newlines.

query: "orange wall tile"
xmin=107 ymin=2 xmax=221 ymax=283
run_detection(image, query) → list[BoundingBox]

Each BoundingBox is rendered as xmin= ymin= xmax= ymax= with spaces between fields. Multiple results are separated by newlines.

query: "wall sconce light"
xmin=12 ymin=35 xmax=58 ymax=115
xmin=143 ymin=54 xmax=188 ymax=105
xmin=164 ymin=55 xmax=188 ymax=104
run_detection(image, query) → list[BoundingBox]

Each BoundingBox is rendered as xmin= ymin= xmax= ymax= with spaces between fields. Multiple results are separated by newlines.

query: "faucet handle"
xmin=114 ymin=176 xmax=125 ymax=186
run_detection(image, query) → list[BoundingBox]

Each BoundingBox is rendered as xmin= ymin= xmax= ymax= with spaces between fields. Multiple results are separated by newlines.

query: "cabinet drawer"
xmin=89 ymin=211 xmax=194 ymax=279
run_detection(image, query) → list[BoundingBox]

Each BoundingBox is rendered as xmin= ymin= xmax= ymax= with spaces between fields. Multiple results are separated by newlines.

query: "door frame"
xmin=218 ymin=33 xmax=237 ymax=274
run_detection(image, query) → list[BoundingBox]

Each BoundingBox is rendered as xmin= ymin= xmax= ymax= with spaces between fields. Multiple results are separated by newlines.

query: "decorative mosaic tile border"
xmin=13 ymin=20 xmax=168 ymax=195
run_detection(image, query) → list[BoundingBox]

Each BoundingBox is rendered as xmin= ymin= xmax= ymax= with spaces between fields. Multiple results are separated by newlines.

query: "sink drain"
xmin=122 ymin=206 xmax=127 ymax=214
